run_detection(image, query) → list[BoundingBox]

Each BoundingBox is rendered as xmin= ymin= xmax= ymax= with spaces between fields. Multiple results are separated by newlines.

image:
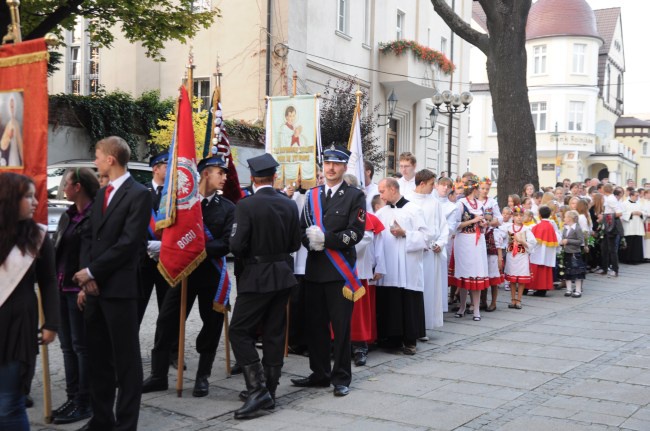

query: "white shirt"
xmin=325 ymin=181 xmax=344 ymax=198
xmin=604 ymin=194 xmax=622 ymax=215
xmin=397 ymin=176 xmax=416 ymax=195
xmin=365 ymin=182 xmax=379 ymax=213
xmin=252 ymin=184 xmax=272 ymax=193
xmin=105 ymin=171 xmax=131 ymax=206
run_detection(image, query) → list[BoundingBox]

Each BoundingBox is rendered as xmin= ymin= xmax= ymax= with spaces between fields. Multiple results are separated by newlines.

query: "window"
xmin=643 ymin=142 xmax=648 ymax=155
xmin=441 ymin=37 xmax=447 ymax=56
xmin=530 ymin=102 xmax=547 ymax=131
xmin=490 ymin=158 xmax=499 ymax=183
xmin=69 ymin=46 xmax=81 ymax=95
xmin=396 ymin=10 xmax=405 ymax=40
xmin=337 ymin=0 xmax=348 ymax=34
xmin=193 ymin=78 xmax=211 ymax=112
xmin=572 ymin=44 xmax=586 ymax=73
xmin=88 ymin=45 xmax=100 ymax=94
xmin=605 ymin=64 xmax=611 ymax=103
xmin=437 ymin=126 xmax=446 ymax=174
xmin=533 ymin=45 xmax=546 ymax=74
xmin=191 ymin=0 xmax=211 ymax=13
xmin=568 ymin=101 xmax=585 ymax=132
xmin=616 ymin=74 xmax=623 ymax=111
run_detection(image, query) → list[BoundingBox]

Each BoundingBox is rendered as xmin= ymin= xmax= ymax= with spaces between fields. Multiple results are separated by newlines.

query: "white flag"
xmin=347 ymin=108 xmax=364 ymax=188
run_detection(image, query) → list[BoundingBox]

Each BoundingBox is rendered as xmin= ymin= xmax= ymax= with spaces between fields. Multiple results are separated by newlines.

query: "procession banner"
xmin=347 ymin=105 xmax=364 ymax=188
xmin=265 ymin=94 xmax=321 ymax=189
xmin=202 ymin=87 xmax=243 ymax=203
xmin=0 ymin=39 xmax=49 ymax=224
xmin=157 ymin=86 xmax=206 ymax=286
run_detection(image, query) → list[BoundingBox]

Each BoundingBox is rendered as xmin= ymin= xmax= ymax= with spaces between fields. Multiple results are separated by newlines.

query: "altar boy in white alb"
xmin=406 ymin=170 xmax=449 ymax=330
xmin=375 ymin=177 xmax=430 ymax=355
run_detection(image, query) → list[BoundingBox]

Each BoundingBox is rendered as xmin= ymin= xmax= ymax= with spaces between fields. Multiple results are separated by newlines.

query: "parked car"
xmin=47 ymin=159 xmax=152 ymax=234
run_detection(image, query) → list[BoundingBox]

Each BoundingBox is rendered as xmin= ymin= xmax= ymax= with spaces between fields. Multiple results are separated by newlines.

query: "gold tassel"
xmin=157 ymin=250 xmax=207 ymax=287
xmin=0 ymin=51 xmax=48 ymax=68
xmin=342 ymin=285 xmax=366 ymax=302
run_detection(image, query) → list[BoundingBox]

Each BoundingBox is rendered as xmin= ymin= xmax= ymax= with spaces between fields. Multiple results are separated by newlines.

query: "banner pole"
xmin=176 ymin=277 xmax=188 ymax=397
xmin=223 ymin=309 xmax=231 ymax=376
xmin=36 ymin=287 xmax=52 ymax=423
xmin=292 ymin=70 xmax=297 ymax=97
xmin=284 ymin=302 xmax=290 ymax=357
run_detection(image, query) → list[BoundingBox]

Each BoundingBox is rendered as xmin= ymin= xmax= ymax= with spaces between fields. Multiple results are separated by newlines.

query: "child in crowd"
xmin=480 ymin=208 xmax=504 ymax=312
xmin=501 ymin=206 xmax=513 ymax=291
xmin=507 ymin=194 xmax=521 ymax=209
xmin=529 ymin=206 xmax=560 ymax=296
xmin=502 ymin=206 xmax=537 ymax=309
xmin=561 ymin=210 xmax=587 ymax=297
xmin=371 ymin=194 xmax=385 ymax=213
xmin=523 ymin=210 xmax=537 ymax=227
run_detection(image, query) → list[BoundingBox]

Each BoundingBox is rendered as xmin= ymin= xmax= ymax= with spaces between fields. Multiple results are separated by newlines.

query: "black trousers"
xmin=84 ymin=297 xmax=141 ymax=431
xmin=304 ymin=280 xmax=354 ymax=387
xmin=138 ymin=256 xmax=171 ymax=324
xmin=229 ymin=288 xmax=291 ymax=367
xmin=152 ymin=280 xmax=224 ymax=360
xmin=288 ymin=276 xmax=308 ymax=348
xmin=601 ymin=232 xmax=619 ymax=272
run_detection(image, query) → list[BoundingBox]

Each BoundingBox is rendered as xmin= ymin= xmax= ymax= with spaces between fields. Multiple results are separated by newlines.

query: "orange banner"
xmin=0 ymin=39 xmax=49 ymax=224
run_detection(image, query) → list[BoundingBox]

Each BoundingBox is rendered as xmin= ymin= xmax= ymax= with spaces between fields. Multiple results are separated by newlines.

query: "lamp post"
xmin=551 ymin=122 xmax=560 ymax=183
xmin=377 ymin=89 xmax=398 ymax=127
xmin=431 ymin=90 xmax=473 ymax=175
xmin=419 ymin=106 xmax=439 ymax=138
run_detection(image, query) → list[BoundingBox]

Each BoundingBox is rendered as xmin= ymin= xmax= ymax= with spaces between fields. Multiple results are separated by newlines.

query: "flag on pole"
xmin=347 ymin=103 xmax=364 ymax=189
xmin=157 ymin=86 xmax=206 ymax=286
xmin=203 ymin=87 xmax=243 ymax=204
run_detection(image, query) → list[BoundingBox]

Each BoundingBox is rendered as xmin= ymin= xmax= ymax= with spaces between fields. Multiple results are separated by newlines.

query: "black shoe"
xmin=231 ymin=363 xmax=243 ymax=375
xmin=290 ymin=376 xmax=330 ymax=388
xmin=53 ymin=404 xmax=92 ymax=425
xmin=234 ymin=363 xmax=274 ymax=420
xmin=24 ymin=394 xmax=34 ymax=408
xmin=333 ymin=385 xmax=350 ymax=396
xmin=170 ymin=357 xmax=187 ymax=371
xmin=532 ymin=290 xmax=547 ymax=297
xmin=354 ymin=351 xmax=367 ymax=366
xmin=142 ymin=376 xmax=168 ymax=393
xmin=192 ymin=375 xmax=209 ymax=397
xmin=52 ymin=398 xmax=75 ymax=417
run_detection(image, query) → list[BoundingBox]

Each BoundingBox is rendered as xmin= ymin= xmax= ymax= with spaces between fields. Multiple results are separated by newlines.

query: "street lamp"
xmin=377 ymin=89 xmax=398 ymax=127
xmin=431 ymin=90 xmax=473 ymax=175
xmin=419 ymin=106 xmax=439 ymax=138
xmin=551 ymin=122 xmax=560 ymax=183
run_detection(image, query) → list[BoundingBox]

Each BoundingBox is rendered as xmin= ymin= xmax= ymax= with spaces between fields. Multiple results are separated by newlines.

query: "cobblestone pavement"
xmin=28 ymin=262 xmax=650 ymax=430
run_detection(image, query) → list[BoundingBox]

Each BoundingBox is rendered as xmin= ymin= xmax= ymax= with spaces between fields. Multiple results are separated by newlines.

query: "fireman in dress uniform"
xmin=291 ymin=145 xmax=366 ymax=397
xmin=142 ymin=155 xmax=235 ymax=397
xmin=228 ymin=153 xmax=301 ymax=419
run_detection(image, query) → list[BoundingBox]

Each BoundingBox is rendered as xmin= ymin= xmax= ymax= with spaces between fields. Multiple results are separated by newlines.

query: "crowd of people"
xmin=1 ymin=139 xmax=649 ymax=429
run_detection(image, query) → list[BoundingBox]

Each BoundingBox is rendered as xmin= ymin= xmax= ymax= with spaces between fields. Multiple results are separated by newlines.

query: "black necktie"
xmin=153 ymin=185 xmax=163 ymax=211
xmin=326 ymin=188 xmax=332 ymax=203
xmin=202 ymin=198 xmax=210 ymax=209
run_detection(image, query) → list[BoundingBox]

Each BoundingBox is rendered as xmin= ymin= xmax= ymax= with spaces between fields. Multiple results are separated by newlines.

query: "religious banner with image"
xmin=265 ymin=94 xmax=321 ymax=189
xmin=0 ymin=39 xmax=49 ymax=224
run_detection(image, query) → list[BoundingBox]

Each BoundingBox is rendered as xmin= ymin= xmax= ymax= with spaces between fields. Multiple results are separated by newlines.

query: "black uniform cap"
xmin=248 ymin=153 xmax=279 ymax=177
xmin=198 ymin=155 xmax=229 ymax=173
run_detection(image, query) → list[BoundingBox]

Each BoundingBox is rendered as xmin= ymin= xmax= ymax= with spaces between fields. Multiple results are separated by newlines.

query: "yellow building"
xmin=615 ymin=117 xmax=650 ymax=187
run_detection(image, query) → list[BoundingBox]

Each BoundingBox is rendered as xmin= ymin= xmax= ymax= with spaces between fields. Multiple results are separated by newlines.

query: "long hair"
xmin=591 ymin=193 xmax=604 ymax=215
xmin=0 ymin=173 xmax=42 ymax=263
xmin=66 ymin=167 xmax=100 ymax=200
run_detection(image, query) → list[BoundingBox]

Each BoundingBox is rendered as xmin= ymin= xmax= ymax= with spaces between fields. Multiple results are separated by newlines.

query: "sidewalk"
xmin=30 ymin=263 xmax=650 ymax=431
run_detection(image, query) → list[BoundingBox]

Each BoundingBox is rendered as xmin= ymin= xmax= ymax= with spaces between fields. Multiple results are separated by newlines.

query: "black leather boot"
xmin=234 ymin=362 xmax=274 ymax=419
xmin=142 ymin=350 xmax=169 ymax=393
xmin=238 ymin=365 xmax=281 ymax=409
xmin=192 ymin=351 xmax=216 ymax=397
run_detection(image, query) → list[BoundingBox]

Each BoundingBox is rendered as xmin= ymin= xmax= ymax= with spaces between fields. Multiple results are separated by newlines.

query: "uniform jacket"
xmin=189 ymin=193 xmax=235 ymax=286
xmin=300 ymin=181 xmax=366 ymax=283
xmin=562 ymin=224 xmax=584 ymax=254
xmin=83 ymin=176 xmax=152 ymax=299
xmin=230 ymin=186 xmax=301 ymax=293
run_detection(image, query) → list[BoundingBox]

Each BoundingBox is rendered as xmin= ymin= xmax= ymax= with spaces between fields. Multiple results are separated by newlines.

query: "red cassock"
xmin=350 ymin=213 xmax=384 ymax=343
xmin=529 ymin=220 xmax=558 ymax=291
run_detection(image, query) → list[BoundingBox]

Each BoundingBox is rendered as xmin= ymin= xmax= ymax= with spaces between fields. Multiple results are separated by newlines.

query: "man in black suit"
xmin=73 ymin=136 xmax=152 ymax=431
xmin=291 ymin=145 xmax=366 ymax=397
xmin=228 ymin=154 xmax=301 ymax=419
xmin=141 ymin=155 xmax=235 ymax=398
xmin=138 ymin=150 xmax=170 ymax=323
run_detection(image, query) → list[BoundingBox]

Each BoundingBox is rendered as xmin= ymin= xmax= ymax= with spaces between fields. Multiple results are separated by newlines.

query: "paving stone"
xmin=561 ymin=379 xmax=650 ymax=405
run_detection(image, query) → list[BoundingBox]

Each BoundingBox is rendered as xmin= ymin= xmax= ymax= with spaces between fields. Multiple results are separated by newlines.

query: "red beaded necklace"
xmin=467 ymin=197 xmax=478 ymax=210
xmin=512 ymin=223 xmax=523 ymax=234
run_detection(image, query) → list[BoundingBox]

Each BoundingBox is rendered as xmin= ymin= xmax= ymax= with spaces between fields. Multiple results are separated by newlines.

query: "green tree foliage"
xmin=1 ymin=0 xmax=219 ymax=61
xmin=320 ymin=78 xmax=384 ymax=170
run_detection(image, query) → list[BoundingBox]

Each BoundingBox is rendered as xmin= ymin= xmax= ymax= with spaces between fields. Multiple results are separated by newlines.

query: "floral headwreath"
xmin=479 ymin=176 xmax=492 ymax=186
xmin=512 ymin=205 xmax=524 ymax=214
xmin=462 ymin=175 xmax=480 ymax=191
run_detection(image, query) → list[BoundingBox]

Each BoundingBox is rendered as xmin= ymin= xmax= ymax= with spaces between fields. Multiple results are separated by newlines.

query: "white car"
xmin=47 ymin=159 xmax=152 ymax=234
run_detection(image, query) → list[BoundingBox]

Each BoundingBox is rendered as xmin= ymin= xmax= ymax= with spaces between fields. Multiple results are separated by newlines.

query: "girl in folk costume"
xmin=447 ymin=178 xmax=468 ymax=307
xmin=477 ymin=177 xmax=503 ymax=312
xmin=500 ymin=206 xmax=513 ymax=291
xmin=452 ymin=177 xmax=489 ymax=321
xmin=529 ymin=205 xmax=560 ymax=297
xmin=561 ymin=210 xmax=588 ymax=297
xmin=0 ymin=174 xmax=59 ymax=430
xmin=501 ymin=206 xmax=537 ymax=309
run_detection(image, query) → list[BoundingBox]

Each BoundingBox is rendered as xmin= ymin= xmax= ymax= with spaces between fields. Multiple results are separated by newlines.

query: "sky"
xmin=584 ymin=0 xmax=648 ymax=116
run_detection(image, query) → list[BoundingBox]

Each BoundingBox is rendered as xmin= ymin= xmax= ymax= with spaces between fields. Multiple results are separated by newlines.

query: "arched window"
xmin=617 ymin=74 xmax=623 ymax=111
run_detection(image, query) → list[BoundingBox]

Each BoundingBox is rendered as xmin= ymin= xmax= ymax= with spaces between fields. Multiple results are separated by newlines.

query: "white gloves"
xmin=306 ymin=225 xmax=325 ymax=251
xmin=147 ymin=240 xmax=161 ymax=260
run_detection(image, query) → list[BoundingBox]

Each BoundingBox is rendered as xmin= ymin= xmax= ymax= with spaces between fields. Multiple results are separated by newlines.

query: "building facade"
xmin=48 ymin=0 xmax=474 ymax=179
xmin=467 ymin=0 xmax=637 ymax=189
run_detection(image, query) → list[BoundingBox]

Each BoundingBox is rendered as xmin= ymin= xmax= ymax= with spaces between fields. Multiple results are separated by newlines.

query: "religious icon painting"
xmin=0 ymin=90 xmax=24 ymax=168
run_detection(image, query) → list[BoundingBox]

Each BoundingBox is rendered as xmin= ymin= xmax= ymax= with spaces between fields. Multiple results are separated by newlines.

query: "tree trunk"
xmin=485 ymin=2 xmax=539 ymax=208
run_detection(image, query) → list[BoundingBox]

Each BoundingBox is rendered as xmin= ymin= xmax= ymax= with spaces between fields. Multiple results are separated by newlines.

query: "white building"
xmin=48 ymin=0 xmax=473 ymax=178
xmin=467 ymin=0 xmax=636 ymax=189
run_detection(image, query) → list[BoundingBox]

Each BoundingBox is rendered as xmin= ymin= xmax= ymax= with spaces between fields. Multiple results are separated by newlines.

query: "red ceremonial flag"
xmin=0 ymin=39 xmax=49 ymax=223
xmin=157 ymin=87 xmax=206 ymax=286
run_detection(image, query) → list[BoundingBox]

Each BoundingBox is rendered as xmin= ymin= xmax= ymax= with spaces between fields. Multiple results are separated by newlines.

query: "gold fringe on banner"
xmin=0 ymin=51 xmax=48 ymax=68
xmin=342 ymin=285 xmax=366 ymax=302
xmin=158 ymin=250 xmax=206 ymax=287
